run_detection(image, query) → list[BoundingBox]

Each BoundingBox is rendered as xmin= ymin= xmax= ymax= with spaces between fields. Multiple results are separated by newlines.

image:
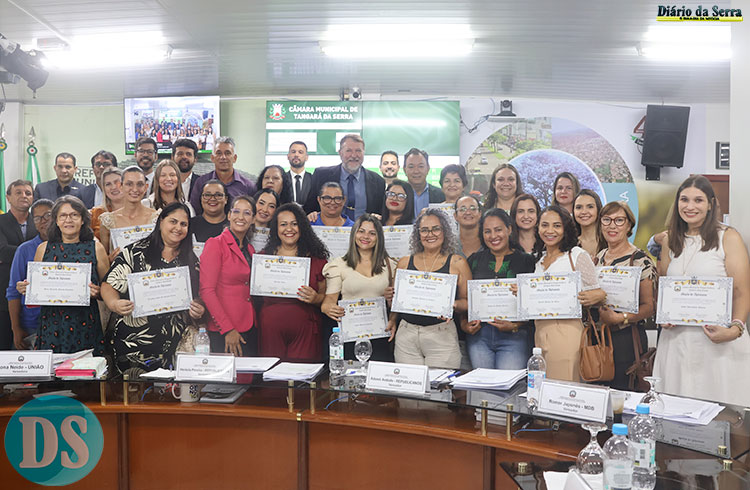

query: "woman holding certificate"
xmin=322 ymin=214 xmax=395 ymax=361
xmin=20 ymin=196 xmax=109 ymax=354
xmin=653 ymin=176 xmax=750 ymax=406
xmin=534 ymin=206 xmax=605 ymax=381
xmin=461 ymin=209 xmax=535 ymax=369
xmin=101 ymin=202 xmax=205 ymax=374
xmin=200 ymin=196 xmax=258 ymax=357
xmin=386 ymin=208 xmax=471 ymax=369
xmin=258 ymin=203 xmax=329 ymax=361
xmin=594 ymin=201 xmax=655 ymax=390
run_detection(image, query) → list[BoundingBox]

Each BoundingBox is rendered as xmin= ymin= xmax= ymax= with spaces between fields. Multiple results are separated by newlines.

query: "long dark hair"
xmin=510 ymin=193 xmax=542 ymax=246
xmin=256 ymin=165 xmax=293 ymax=204
xmin=344 ymin=214 xmax=390 ymax=276
xmin=47 ymin=196 xmax=95 ymax=243
xmin=479 ymin=208 xmax=521 ymax=253
xmin=483 ymin=164 xmax=523 ymax=210
xmin=551 ymin=172 xmax=581 ymax=208
xmin=144 ymin=202 xmax=196 ymax=267
xmin=535 ymin=205 xmax=579 ymax=259
xmin=381 ymin=179 xmax=415 ymax=226
xmin=573 ymin=189 xmax=605 ymax=253
xmin=667 ymin=175 xmax=722 ymax=257
xmin=262 ymin=203 xmax=329 ymax=259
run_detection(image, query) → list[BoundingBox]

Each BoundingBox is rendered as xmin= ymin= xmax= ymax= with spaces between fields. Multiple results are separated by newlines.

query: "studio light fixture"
xmin=38 ymin=32 xmax=169 ymax=70
xmin=320 ymin=24 xmax=474 ymax=58
xmin=638 ymin=25 xmax=731 ymax=61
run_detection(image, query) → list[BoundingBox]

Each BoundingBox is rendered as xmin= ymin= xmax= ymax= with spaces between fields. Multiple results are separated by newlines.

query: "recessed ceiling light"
xmin=639 ymin=25 xmax=731 ymax=61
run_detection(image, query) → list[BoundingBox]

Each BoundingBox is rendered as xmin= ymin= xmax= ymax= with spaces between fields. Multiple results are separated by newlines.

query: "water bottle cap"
xmin=332 ymin=327 xmax=341 ymax=333
xmin=636 ymin=403 xmax=651 ymax=414
xmin=198 ymin=327 xmax=206 ymax=333
xmin=532 ymin=347 xmax=542 ymax=355
xmin=612 ymin=423 xmax=628 ymax=435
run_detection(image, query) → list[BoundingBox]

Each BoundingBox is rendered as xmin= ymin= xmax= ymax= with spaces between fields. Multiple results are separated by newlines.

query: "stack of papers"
xmin=623 ymin=391 xmax=724 ymax=425
xmin=55 ymin=357 xmax=107 ymax=379
xmin=263 ymin=362 xmax=325 ymax=382
xmin=52 ymin=349 xmax=93 ymax=368
xmin=140 ymin=368 xmax=176 ymax=380
xmin=450 ymin=368 xmax=526 ymax=391
xmin=429 ymin=368 xmax=458 ymax=387
xmin=235 ymin=357 xmax=280 ymax=373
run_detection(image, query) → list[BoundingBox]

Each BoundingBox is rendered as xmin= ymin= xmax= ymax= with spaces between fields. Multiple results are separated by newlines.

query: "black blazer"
xmin=0 ymin=212 xmax=37 ymax=310
xmin=33 ymin=179 xmax=86 ymax=204
xmin=288 ymin=170 xmax=313 ymax=206
xmin=184 ymin=172 xmax=202 ymax=201
xmin=427 ymin=184 xmax=446 ymax=203
xmin=304 ymin=164 xmax=385 ymax=215
xmin=80 ymin=183 xmax=98 ymax=209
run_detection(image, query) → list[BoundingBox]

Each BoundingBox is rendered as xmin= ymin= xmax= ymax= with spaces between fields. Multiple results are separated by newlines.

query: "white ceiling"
xmin=0 ymin=0 xmax=732 ymax=104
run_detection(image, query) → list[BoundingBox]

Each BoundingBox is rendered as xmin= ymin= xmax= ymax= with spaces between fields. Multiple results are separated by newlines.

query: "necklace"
xmin=679 ymin=235 xmax=701 ymax=276
xmin=421 ymin=251 xmax=443 ymax=273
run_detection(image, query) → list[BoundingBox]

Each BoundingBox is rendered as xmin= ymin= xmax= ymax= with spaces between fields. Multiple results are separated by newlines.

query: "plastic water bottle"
xmin=329 ymin=327 xmax=345 ymax=383
xmin=628 ymin=404 xmax=656 ymax=490
xmin=526 ymin=347 xmax=546 ymax=410
xmin=195 ymin=327 xmax=210 ymax=354
xmin=603 ymin=423 xmax=634 ymax=490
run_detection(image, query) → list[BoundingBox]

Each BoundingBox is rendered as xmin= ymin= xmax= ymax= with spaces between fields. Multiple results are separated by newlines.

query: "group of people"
xmin=1 ymin=132 xmax=748 ymax=407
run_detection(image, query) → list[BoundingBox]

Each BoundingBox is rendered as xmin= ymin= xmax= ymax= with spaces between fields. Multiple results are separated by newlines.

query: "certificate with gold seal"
xmin=467 ymin=278 xmax=519 ymax=322
xmin=383 ymin=225 xmax=413 ymax=259
xmin=127 ymin=266 xmax=193 ymax=318
xmin=391 ymin=269 xmax=458 ymax=319
xmin=26 ymin=262 xmax=92 ymax=306
xmin=110 ymin=223 xmax=155 ymax=249
xmin=517 ymin=271 xmax=582 ymax=320
xmin=656 ymin=276 xmax=733 ymax=326
xmin=338 ymin=297 xmax=389 ymax=343
xmin=250 ymin=254 xmax=311 ymax=298
xmin=597 ymin=266 xmax=641 ymax=314
xmin=313 ymin=226 xmax=351 ymax=259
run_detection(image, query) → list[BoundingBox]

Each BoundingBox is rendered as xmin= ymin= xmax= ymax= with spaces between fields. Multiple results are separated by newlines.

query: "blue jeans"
xmin=466 ymin=324 xmax=530 ymax=370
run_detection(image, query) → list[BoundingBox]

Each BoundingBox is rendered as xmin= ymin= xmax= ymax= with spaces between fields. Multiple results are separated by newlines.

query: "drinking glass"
xmin=576 ymin=423 xmax=607 ymax=475
xmin=354 ymin=338 xmax=372 ymax=369
xmin=640 ymin=376 xmax=665 ymax=417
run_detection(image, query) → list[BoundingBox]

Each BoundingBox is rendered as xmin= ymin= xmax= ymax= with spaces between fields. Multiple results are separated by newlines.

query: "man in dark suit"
xmin=80 ymin=150 xmax=117 ymax=208
xmin=404 ymin=147 xmax=445 ymax=220
xmin=33 ymin=152 xmax=86 ymax=204
xmin=287 ymin=141 xmax=312 ymax=206
xmin=304 ymin=134 xmax=385 ymax=219
xmin=172 ymin=138 xmax=201 ymax=201
xmin=0 ymin=180 xmax=37 ymax=349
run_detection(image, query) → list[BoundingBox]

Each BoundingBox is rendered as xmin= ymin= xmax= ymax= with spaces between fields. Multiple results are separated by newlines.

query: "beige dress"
xmin=100 ymin=208 xmax=160 ymax=252
xmin=534 ymin=246 xmax=600 ymax=382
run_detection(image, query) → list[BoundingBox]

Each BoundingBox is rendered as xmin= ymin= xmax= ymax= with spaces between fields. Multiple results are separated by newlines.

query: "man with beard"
xmin=172 ymin=138 xmax=201 ymax=201
xmin=81 ymin=150 xmax=117 ymax=208
xmin=304 ymin=134 xmax=384 ymax=219
xmin=0 ymin=180 xmax=37 ymax=349
xmin=6 ymin=199 xmax=54 ymax=349
xmin=33 ymin=152 xmax=86 ymax=203
xmin=135 ymin=137 xmax=158 ymax=187
xmin=379 ymin=150 xmax=400 ymax=187
xmin=287 ymin=141 xmax=312 ymax=205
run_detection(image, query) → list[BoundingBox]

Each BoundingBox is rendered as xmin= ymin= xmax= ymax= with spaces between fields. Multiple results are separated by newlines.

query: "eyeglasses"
xmin=600 ymin=216 xmax=628 ymax=227
xmin=385 ymin=191 xmax=407 ymax=201
xmin=32 ymin=212 xmax=52 ymax=223
xmin=457 ymin=205 xmax=479 ymax=213
xmin=136 ymin=149 xmax=156 ymax=155
xmin=93 ymin=161 xmax=114 ymax=169
xmin=58 ymin=212 xmax=81 ymax=222
xmin=319 ymin=195 xmax=345 ymax=204
xmin=230 ymin=208 xmax=253 ymax=218
xmin=418 ymin=226 xmax=443 ymax=236
xmin=202 ymin=193 xmax=226 ymax=201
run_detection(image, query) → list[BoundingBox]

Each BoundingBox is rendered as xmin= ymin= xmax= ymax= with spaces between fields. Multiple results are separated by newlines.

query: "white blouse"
xmin=535 ymin=246 xmax=600 ymax=290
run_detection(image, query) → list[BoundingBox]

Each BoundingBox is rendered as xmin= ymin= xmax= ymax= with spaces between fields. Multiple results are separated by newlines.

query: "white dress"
xmin=653 ymin=230 xmax=750 ymax=406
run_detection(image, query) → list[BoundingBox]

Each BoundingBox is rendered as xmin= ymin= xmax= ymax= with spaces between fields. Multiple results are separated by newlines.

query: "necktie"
xmin=346 ymin=174 xmax=356 ymax=220
xmin=295 ymin=175 xmax=302 ymax=202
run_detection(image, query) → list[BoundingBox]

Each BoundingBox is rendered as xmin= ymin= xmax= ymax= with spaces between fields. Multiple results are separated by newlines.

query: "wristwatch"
xmin=622 ymin=313 xmax=630 ymax=326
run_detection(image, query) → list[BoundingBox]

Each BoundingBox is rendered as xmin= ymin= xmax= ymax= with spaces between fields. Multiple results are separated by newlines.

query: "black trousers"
xmin=0 ymin=310 xmax=13 ymax=350
xmin=207 ymin=328 xmax=259 ymax=357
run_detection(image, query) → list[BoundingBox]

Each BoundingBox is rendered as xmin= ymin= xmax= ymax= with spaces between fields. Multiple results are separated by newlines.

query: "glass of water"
xmin=354 ymin=337 xmax=372 ymax=370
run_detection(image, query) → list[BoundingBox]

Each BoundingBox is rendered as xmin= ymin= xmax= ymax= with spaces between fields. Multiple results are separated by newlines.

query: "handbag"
xmin=579 ymin=311 xmax=615 ymax=382
xmin=625 ymin=324 xmax=657 ymax=392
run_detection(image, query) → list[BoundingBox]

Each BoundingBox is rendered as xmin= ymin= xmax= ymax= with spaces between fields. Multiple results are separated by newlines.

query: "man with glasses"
xmin=172 ymin=138 xmax=201 ymax=201
xmin=135 ymin=137 xmax=158 ymax=187
xmin=404 ymin=147 xmax=444 ymax=219
xmin=6 ymin=199 xmax=53 ymax=349
xmin=33 ymin=152 xmax=86 ymax=203
xmin=310 ymin=182 xmax=354 ymax=227
xmin=81 ymin=150 xmax=117 ymax=208
xmin=191 ymin=180 xmax=229 ymax=242
xmin=0 ymin=180 xmax=37 ymax=349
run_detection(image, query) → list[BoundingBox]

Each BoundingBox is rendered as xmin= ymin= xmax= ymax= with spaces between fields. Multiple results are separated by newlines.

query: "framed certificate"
xmin=338 ymin=297 xmax=389 ymax=343
xmin=250 ymin=254 xmax=311 ymax=298
xmin=127 ymin=266 xmax=193 ymax=318
xmin=656 ymin=276 xmax=733 ymax=326
xmin=110 ymin=224 xmax=155 ymax=249
xmin=251 ymin=227 xmax=270 ymax=252
xmin=26 ymin=262 xmax=91 ymax=306
xmin=467 ymin=278 xmax=519 ymax=322
xmin=383 ymin=225 xmax=413 ymax=259
xmin=517 ymin=271 xmax=582 ymax=320
xmin=313 ymin=226 xmax=351 ymax=259
xmin=391 ymin=269 xmax=458 ymax=319
xmin=597 ymin=266 xmax=641 ymax=314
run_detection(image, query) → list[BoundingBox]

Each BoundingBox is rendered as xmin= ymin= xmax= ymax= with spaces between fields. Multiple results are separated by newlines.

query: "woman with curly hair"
xmin=483 ymin=164 xmax=523 ymax=213
xmin=258 ymin=203 xmax=330 ymax=361
xmin=386 ymin=208 xmax=472 ymax=369
xmin=534 ymin=205 xmax=606 ymax=381
xmin=256 ymin=165 xmax=293 ymax=205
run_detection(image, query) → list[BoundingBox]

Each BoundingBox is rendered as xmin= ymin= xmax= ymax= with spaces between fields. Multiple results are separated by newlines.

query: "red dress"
xmin=259 ymin=256 xmax=326 ymax=362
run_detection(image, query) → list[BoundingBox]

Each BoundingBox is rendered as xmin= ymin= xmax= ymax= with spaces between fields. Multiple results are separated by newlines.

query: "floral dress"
xmin=103 ymin=240 xmax=200 ymax=373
